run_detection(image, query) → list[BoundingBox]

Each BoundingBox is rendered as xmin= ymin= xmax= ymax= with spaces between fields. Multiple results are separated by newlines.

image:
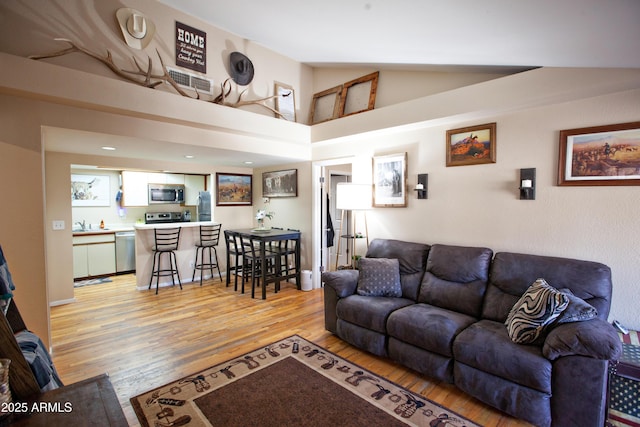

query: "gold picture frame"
xmin=446 ymin=123 xmax=497 ymax=167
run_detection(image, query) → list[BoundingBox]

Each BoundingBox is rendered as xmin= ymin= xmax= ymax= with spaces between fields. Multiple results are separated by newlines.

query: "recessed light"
xmin=244 ymin=161 xmax=253 ymax=165
xmin=101 ymin=146 xmax=116 ymax=151
xmin=184 ymin=155 xmax=194 ymax=159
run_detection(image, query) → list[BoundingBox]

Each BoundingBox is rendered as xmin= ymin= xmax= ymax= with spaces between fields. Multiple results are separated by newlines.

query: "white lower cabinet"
xmin=73 ymin=234 xmax=116 ymax=279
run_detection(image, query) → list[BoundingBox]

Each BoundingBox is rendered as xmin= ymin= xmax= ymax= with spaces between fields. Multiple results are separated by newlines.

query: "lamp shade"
xmin=336 ymin=183 xmax=372 ymax=210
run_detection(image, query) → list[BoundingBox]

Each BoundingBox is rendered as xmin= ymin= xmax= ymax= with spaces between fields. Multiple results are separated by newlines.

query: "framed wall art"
xmin=71 ymin=174 xmax=110 ymax=206
xmin=338 ymin=71 xmax=379 ymax=118
xmin=446 ymin=122 xmax=497 ymax=167
xmin=372 ymin=152 xmax=407 ymax=207
xmin=309 ymin=85 xmax=342 ymax=124
xmin=262 ymin=169 xmax=298 ymax=198
xmin=274 ymin=82 xmax=296 ymax=122
xmin=557 ymin=121 xmax=640 ymax=186
xmin=216 ymin=173 xmax=252 ymax=206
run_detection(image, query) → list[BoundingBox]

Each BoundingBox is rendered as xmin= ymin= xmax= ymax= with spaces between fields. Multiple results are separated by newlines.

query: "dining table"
xmin=228 ymin=228 xmax=301 ymax=300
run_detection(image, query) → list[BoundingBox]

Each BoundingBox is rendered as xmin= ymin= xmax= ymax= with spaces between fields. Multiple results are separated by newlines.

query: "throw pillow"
xmin=556 ymin=288 xmax=598 ymax=324
xmin=505 ymin=278 xmax=569 ymax=344
xmin=356 ymin=257 xmax=402 ymax=297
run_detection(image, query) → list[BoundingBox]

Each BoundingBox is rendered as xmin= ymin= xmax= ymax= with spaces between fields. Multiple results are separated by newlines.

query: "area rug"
xmin=130 ymin=335 xmax=480 ymax=427
xmin=73 ymin=277 xmax=112 ymax=287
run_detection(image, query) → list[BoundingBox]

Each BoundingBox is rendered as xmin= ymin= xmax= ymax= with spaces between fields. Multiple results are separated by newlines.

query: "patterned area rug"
xmin=130 ymin=335 xmax=480 ymax=427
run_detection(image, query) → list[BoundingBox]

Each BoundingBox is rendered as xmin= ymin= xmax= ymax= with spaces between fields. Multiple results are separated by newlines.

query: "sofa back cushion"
xmin=366 ymin=239 xmax=430 ymax=300
xmin=483 ymin=252 xmax=612 ymax=323
xmin=418 ymin=244 xmax=493 ymax=317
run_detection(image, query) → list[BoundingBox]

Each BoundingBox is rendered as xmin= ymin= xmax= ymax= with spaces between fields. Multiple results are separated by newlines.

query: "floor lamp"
xmin=334 ymin=183 xmax=371 ymax=269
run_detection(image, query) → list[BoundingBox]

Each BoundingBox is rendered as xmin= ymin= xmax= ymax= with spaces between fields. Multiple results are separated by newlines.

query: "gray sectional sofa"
xmin=322 ymin=238 xmax=622 ymax=427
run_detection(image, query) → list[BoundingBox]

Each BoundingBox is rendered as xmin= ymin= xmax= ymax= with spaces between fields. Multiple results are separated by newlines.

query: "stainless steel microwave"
xmin=148 ymin=184 xmax=185 ymax=204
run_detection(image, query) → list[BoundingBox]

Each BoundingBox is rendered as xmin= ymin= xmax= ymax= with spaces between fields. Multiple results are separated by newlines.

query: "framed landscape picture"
xmin=557 ymin=121 xmax=640 ymax=186
xmin=216 ymin=173 xmax=252 ymax=206
xmin=372 ymin=153 xmax=407 ymax=207
xmin=262 ymin=169 xmax=297 ymax=198
xmin=446 ymin=123 xmax=497 ymax=167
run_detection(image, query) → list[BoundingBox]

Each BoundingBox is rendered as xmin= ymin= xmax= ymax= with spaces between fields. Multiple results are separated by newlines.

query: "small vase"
xmin=256 ymin=219 xmax=269 ymax=231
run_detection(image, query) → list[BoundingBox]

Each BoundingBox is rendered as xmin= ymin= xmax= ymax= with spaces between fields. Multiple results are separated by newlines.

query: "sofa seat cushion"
xmin=454 ymin=319 xmax=552 ymax=393
xmin=336 ymin=295 xmax=414 ymax=334
xmin=387 ymin=303 xmax=476 ymax=358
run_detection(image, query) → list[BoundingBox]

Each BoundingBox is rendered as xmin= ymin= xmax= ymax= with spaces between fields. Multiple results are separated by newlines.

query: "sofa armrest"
xmin=542 ymin=318 xmax=622 ymax=361
xmin=322 ymin=270 xmax=359 ymax=334
xmin=322 ymin=270 xmax=359 ymax=298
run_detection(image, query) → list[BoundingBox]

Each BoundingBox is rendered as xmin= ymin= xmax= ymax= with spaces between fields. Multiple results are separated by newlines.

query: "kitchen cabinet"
xmin=73 ymin=234 xmax=116 ymax=279
xmin=184 ymin=174 xmax=206 ymax=205
xmin=121 ymin=170 xmax=149 ymax=207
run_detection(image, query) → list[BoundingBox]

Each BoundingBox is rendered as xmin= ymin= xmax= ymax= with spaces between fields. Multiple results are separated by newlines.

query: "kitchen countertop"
xmin=134 ymin=221 xmax=218 ymax=230
xmin=72 ymin=226 xmax=135 ymax=236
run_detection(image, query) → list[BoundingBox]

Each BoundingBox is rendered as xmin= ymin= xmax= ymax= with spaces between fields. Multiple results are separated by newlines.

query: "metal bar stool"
xmin=148 ymin=227 xmax=182 ymax=294
xmin=192 ymin=224 xmax=222 ymax=285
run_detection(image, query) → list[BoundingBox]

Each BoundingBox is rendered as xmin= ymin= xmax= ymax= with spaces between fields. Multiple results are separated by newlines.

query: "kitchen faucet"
xmin=76 ymin=220 xmax=86 ymax=231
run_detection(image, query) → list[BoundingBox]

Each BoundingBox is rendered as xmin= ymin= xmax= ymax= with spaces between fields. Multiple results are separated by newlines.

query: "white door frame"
xmin=311 ymin=157 xmax=356 ymax=289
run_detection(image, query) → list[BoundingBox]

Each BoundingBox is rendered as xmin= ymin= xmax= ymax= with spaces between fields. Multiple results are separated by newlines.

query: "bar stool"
xmin=192 ymin=224 xmax=222 ymax=285
xmin=148 ymin=227 xmax=182 ymax=294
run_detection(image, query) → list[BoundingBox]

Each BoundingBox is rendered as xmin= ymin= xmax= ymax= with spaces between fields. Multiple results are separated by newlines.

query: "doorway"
xmin=311 ymin=158 xmax=355 ymax=289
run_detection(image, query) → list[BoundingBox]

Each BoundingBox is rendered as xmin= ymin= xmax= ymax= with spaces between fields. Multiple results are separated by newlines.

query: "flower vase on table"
xmin=254 ymin=207 xmax=274 ymax=231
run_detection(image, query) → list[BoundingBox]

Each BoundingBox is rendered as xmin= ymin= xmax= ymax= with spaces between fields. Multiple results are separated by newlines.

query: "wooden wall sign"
xmin=175 ymin=21 xmax=206 ymax=73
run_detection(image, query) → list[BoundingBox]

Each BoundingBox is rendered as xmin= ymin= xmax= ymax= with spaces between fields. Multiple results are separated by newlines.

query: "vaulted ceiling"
xmin=157 ymin=0 xmax=640 ymax=70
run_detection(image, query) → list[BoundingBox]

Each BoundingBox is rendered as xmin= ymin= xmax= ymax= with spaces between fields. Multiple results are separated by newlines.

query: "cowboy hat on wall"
xmin=229 ymin=51 xmax=254 ymax=86
xmin=116 ymin=8 xmax=156 ymax=49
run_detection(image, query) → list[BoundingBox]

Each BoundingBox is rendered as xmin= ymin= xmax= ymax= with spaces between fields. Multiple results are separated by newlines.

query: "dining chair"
xmin=148 ymin=227 xmax=182 ymax=294
xmin=239 ymin=234 xmax=281 ymax=298
xmin=224 ymin=230 xmax=248 ymax=292
xmin=267 ymin=228 xmax=299 ymax=290
xmin=192 ymin=224 xmax=222 ymax=285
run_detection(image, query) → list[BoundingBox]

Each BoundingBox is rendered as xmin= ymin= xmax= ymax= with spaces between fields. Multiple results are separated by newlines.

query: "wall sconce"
xmin=519 ymin=168 xmax=536 ymax=200
xmin=414 ymin=174 xmax=428 ymax=199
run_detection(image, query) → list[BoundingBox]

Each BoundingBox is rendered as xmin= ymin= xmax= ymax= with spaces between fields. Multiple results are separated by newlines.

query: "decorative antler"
xmin=213 ymin=79 xmax=287 ymax=119
xmin=29 ymin=39 xmax=293 ymax=119
xmin=29 ymin=38 xmax=164 ymax=89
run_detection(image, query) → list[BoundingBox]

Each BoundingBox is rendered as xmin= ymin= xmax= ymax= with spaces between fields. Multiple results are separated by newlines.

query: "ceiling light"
xmin=244 ymin=161 xmax=253 ymax=165
xmin=101 ymin=146 xmax=116 ymax=151
xmin=184 ymin=155 xmax=194 ymax=159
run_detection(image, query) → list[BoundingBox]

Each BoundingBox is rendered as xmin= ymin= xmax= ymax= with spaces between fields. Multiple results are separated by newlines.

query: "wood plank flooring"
xmin=50 ymin=274 xmax=532 ymax=426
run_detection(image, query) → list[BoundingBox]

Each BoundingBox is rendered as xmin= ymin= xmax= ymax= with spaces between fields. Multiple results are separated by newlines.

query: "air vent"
xmin=167 ymin=67 xmax=214 ymax=95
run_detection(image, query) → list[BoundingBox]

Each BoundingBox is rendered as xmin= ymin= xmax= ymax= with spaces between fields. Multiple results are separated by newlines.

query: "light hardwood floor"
xmin=50 ymin=274 xmax=532 ymax=426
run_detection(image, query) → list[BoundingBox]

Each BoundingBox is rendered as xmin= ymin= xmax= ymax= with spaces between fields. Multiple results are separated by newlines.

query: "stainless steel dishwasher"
xmin=115 ymin=231 xmax=136 ymax=273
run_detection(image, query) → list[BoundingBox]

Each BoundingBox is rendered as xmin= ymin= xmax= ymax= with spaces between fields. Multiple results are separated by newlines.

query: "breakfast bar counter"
xmin=134 ymin=221 xmax=219 ymax=290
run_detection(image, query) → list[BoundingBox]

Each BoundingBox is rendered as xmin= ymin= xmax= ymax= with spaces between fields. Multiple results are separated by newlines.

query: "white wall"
xmin=313 ymin=88 xmax=640 ymax=329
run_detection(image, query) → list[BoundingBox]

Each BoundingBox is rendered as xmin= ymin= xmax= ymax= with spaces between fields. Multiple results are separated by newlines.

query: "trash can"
xmin=301 ymin=270 xmax=312 ymax=291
